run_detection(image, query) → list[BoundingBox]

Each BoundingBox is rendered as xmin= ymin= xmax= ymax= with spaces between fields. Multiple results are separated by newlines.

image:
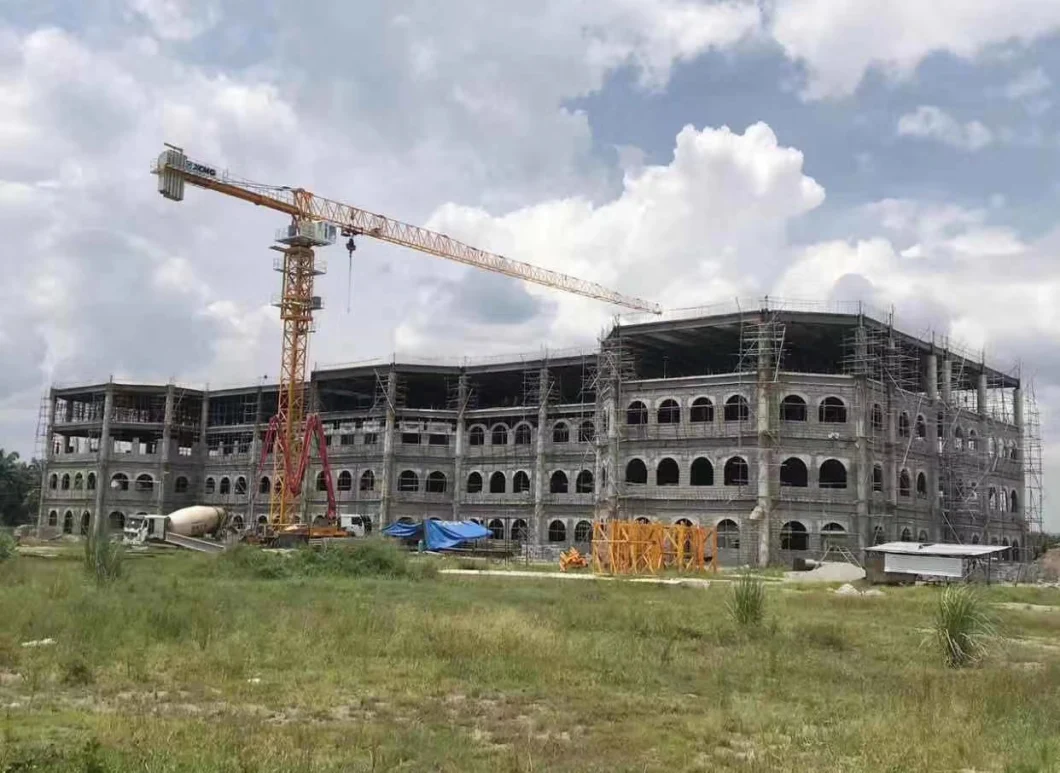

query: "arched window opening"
xmin=1010 ymin=490 xmax=1019 ymax=512
xmin=111 ymin=472 xmax=129 ymax=491
xmin=819 ymin=459 xmax=847 ymax=489
xmin=552 ymin=422 xmax=570 ymax=443
xmin=489 ymin=471 xmax=506 ymax=494
xmin=822 ymin=522 xmax=846 ymax=534
xmin=626 ymin=401 xmax=648 ymax=425
xmin=872 ymin=525 xmax=886 ymax=545
xmin=971 ymin=533 xmax=980 ymax=544
xmin=918 ymin=530 xmax=929 ymax=542
xmin=62 ymin=511 xmax=74 ymax=534
xmin=549 ymin=471 xmax=569 ymax=494
xmin=900 ymin=527 xmax=913 ymax=542
xmin=135 ymin=473 xmax=153 ymax=492
xmin=574 ymin=520 xmax=592 ymax=542
xmin=314 ymin=472 xmax=326 ymax=492
xmin=717 ymin=519 xmax=740 ymax=550
xmin=71 ymin=473 xmax=83 ymax=491
xmin=819 ymin=397 xmax=847 ymax=423
xmin=86 ymin=473 xmax=96 ymax=491
xmin=491 ymin=425 xmax=509 ymax=446
xmin=514 ymin=424 xmax=532 ymax=445
xmin=988 ymin=487 xmax=997 ymax=511
xmin=47 ymin=510 xmax=58 ymax=527
xmin=575 ymin=470 xmax=593 ymax=494
xmin=656 ymin=458 xmax=679 ymax=486
xmin=779 ymin=395 xmax=806 ymax=422
xmin=954 ymin=426 xmax=964 ymax=451
xmin=968 ymin=430 xmax=978 ymax=452
xmin=898 ymin=470 xmax=911 ymax=497
xmin=1002 ymin=537 xmax=1010 ymax=548
xmin=690 ymin=397 xmax=714 ymax=423
xmin=724 ymin=457 xmax=749 ymax=486
xmin=657 ymin=399 xmax=680 ymax=424
xmin=235 ymin=476 xmax=247 ymax=495
xmin=513 ymin=471 xmax=531 ymax=493
xmin=259 ymin=476 xmax=270 ymax=494
xmin=872 ymin=464 xmax=883 ymax=493
xmin=915 ymin=415 xmax=926 ymax=440
xmin=548 ymin=520 xmax=567 ymax=542
xmin=1012 ymin=540 xmax=1021 ymax=562
xmin=635 ymin=517 xmax=651 ymax=524
xmin=999 ymin=490 xmax=1008 ymax=513
xmin=487 ymin=519 xmax=504 ymax=540
xmin=359 ymin=470 xmax=375 ymax=492
xmin=336 ymin=471 xmax=352 ymax=492
xmin=204 ymin=477 xmax=215 ymax=494
xmin=80 ymin=512 xmax=90 ymax=535
xmin=871 ymin=404 xmax=884 ymax=432
xmin=175 ymin=476 xmax=189 ymax=494
xmin=469 ymin=426 xmax=485 ymax=446
xmin=108 ymin=512 xmax=125 ymax=531
xmin=426 ymin=471 xmax=447 ymax=493
xmin=724 ymin=395 xmax=749 ymax=422
xmin=780 ymin=521 xmax=808 ymax=551
xmin=219 ymin=476 xmax=231 ymax=495
xmin=690 ymin=457 xmax=714 ymax=486
xmin=511 ymin=519 xmax=528 ymax=542
xmin=466 ymin=472 xmax=483 ymax=494
xmin=397 ymin=470 xmax=419 ymax=492
xmin=675 ymin=518 xmax=693 ymax=527
xmin=916 ymin=473 xmax=927 ymax=497
xmin=578 ymin=421 xmax=595 ymax=442
xmin=898 ymin=412 xmax=910 ymax=438
xmin=779 ymin=457 xmax=808 ymax=488
xmin=60 ymin=473 xmax=70 ymax=491
xmin=49 ymin=474 xmax=58 ymax=490
xmin=625 ymin=459 xmax=648 ymax=485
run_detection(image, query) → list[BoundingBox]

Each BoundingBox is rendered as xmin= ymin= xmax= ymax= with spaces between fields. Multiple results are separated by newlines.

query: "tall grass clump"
xmin=934 ymin=585 xmax=995 ymax=668
xmin=0 ymin=531 xmax=15 ymax=562
xmin=83 ymin=533 xmax=123 ymax=586
xmin=727 ymin=573 xmax=766 ymax=627
xmin=222 ymin=537 xmax=435 ymax=580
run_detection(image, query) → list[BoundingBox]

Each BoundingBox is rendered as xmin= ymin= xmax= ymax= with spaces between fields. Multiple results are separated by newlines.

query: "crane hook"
xmin=345 ymin=236 xmax=356 ymax=257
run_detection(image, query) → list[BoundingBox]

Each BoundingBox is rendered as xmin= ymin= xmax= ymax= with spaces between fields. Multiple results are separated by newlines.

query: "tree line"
xmin=0 ymin=450 xmax=41 ymax=526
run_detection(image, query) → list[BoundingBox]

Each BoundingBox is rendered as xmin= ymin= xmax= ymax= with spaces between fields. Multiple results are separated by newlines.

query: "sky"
xmin=1 ymin=0 xmax=1059 ymax=527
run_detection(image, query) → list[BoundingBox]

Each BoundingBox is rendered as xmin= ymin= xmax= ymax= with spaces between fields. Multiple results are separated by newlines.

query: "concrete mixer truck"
xmin=125 ymin=506 xmax=228 ymax=553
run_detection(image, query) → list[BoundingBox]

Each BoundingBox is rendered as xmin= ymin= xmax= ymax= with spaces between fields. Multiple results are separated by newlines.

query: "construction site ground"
xmin=2 ymin=548 xmax=1059 ymax=772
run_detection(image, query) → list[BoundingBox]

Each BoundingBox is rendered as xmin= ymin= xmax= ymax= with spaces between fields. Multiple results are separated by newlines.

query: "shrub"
xmin=0 ymin=531 xmax=15 ymax=561
xmin=220 ymin=538 xmax=434 ymax=580
xmin=83 ymin=534 xmax=123 ymax=586
xmin=60 ymin=656 xmax=95 ymax=686
xmin=728 ymin=574 xmax=766 ymax=627
xmin=934 ymin=585 xmax=995 ymax=668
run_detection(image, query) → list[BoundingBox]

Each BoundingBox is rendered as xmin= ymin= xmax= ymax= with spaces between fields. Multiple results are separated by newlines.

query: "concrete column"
xmin=940 ymin=359 xmax=953 ymax=405
xmin=1014 ymin=387 xmax=1023 ymax=430
xmin=156 ymin=385 xmax=174 ymax=513
xmin=977 ymin=373 xmax=988 ymax=417
xmin=924 ymin=354 xmax=938 ymax=401
xmin=603 ymin=395 xmax=619 ymax=520
xmin=199 ymin=391 xmax=210 ymax=459
xmin=246 ymin=384 xmax=265 ymax=525
xmin=754 ymin=321 xmax=774 ymax=567
xmin=36 ymin=390 xmax=57 ymax=533
xmin=91 ymin=386 xmax=114 ymax=541
xmin=379 ymin=368 xmax=397 ymax=527
xmin=533 ymin=366 xmax=549 ymax=543
xmin=854 ymin=329 xmax=870 ymax=551
xmin=451 ymin=373 xmax=468 ymax=521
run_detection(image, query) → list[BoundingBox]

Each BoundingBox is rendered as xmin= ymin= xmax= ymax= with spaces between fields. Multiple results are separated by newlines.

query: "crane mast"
xmin=153 ymin=145 xmax=660 ymax=528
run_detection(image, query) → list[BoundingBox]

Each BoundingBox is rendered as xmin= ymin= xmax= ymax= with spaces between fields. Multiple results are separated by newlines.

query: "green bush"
xmin=60 ymin=656 xmax=95 ymax=686
xmin=728 ymin=574 xmax=766 ymax=627
xmin=934 ymin=585 xmax=995 ymax=668
xmin=0 ymin=531 xmax=15 ymax=561
xmin=83 ymin=534 xmax=123 ymax=586
xmin=221 ymin=538 xmax=434 ymax=580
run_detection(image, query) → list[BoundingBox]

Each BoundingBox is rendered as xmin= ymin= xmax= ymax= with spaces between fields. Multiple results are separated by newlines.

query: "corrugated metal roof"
xmin=867 ymin=541 xmax=1009 ymax=557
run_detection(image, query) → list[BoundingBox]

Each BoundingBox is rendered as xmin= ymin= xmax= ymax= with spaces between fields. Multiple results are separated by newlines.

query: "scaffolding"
xmin=591 ymin=520 xmax=717 ymax=574
xmin=1022 ymin=382 xmax=1045 ymax=554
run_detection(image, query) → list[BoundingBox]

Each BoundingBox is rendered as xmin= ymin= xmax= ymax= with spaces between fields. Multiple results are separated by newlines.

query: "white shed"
xmin=865 ymin=542 xmax=1009 ymax=582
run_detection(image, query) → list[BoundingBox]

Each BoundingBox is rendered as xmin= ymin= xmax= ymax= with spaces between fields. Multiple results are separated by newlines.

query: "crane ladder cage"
xmin=591 ymin=521 xmax=718 ymax=575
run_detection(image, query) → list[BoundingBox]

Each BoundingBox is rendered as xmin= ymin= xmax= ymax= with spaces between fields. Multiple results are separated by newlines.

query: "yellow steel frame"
xmin=591 ymin=520 xmax=718 ymax=575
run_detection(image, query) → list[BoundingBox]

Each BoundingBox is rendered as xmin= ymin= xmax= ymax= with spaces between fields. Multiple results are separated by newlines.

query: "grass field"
xmin=2 ymin=544 xmax=1060 ymax=772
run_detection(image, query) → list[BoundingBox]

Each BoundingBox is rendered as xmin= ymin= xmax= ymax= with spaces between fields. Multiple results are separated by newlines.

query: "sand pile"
xmin=784 ymin=561 xmax=865 ymax=584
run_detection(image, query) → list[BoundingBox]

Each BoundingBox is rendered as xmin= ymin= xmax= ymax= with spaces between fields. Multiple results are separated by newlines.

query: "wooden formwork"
xmin=591 ymin=520 xmax=717 ymax=575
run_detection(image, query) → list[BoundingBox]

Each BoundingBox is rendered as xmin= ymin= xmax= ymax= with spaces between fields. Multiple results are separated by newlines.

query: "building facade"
xmin=37 ymin=307 xmax=1034 ymax=565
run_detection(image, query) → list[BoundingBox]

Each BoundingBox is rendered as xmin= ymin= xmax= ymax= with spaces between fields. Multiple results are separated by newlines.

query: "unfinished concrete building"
xmin=37 ymin=302 xmax=1040 ymax=565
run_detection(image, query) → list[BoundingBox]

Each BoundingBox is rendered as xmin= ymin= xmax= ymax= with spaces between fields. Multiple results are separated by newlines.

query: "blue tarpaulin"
xmin=382 ymin=519 xmax=489 ymax=551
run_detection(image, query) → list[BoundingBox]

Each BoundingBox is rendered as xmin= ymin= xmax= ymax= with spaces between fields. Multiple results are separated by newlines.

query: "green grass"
xmin=1 ymin=551 xmax=1059 ymax=771
xmin=934 ymin=585 xmax=996 ymax=667
xmin=728 ymin=573 xmax=767 ymax=626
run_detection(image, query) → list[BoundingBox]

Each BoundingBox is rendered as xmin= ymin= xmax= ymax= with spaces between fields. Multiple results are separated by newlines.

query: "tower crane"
xmin=153 ymin=144 xmax=661 ymax=529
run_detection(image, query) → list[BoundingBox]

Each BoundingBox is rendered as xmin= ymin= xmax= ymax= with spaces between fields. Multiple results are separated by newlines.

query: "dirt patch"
xmin=1041 ymin=549 xmax=1060 ymax=582
xmin=997 ymin=602 xmax=1060 ymax=613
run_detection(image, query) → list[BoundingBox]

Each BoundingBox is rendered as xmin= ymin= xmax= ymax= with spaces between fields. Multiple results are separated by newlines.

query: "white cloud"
xmin=769 ymin=0 xmax=1060 ymax=99
xmin=1005 ymin=66 xmax=1051 ymax=100
xmin=127 ymin=0 xmax=218 ymax=41
xmin=897 ymin=106 xmax=994 ymax=151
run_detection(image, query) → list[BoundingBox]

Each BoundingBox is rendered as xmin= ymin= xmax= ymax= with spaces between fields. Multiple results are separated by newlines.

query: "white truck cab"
xmin=338 ymin=513 xmax=373 ymax=537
